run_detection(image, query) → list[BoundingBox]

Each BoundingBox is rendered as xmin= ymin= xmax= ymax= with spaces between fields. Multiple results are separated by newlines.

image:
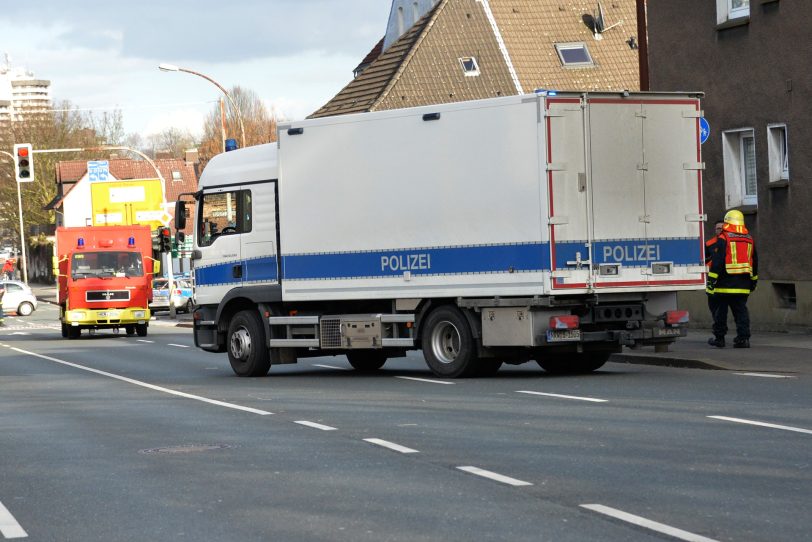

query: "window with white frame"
xmin=459 ymin=57 xmax=480 ymax=76
xmin=722 ymin=128 xmax=758 ymax=207
xmin=555 ymin=42 xmax=594 ymax=67
xmin=716 ymin=0 xmax=750 ymax=24
xmin=767 ymin=123 xmax=789 ymax=182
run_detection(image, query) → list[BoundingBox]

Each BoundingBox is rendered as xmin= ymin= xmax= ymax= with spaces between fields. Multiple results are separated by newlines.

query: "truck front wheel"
xmin=422 ymin=306 xmax=478 ymax=378
xmin=227 ymin=310 xmax=271 ymax=377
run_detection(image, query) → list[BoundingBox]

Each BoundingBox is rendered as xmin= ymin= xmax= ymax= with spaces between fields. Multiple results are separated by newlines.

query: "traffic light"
xmin=158 ymin=227 xmax=172 ymax=253
xmin=13 ymin=143 xmax=34 ymax=183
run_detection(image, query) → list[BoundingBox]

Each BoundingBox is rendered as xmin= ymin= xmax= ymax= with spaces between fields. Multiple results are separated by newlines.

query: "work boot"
xmin=733 ymin=337 xmax=750 ymax=348
xmin=708 ymin=336 xmax=725 ymax=348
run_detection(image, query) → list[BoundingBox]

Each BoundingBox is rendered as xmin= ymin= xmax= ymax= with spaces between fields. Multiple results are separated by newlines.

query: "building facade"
xmin=646 ymin=0 xmax=811 ymax=330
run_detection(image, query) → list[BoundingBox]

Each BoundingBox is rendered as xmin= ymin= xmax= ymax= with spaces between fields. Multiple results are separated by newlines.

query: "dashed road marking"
xmin=734 ymin=372 xmax=795 ymax=379
xmin=0 ymin=499 xmax=28 ymax=539
xmin=8 ymin=346 xmax=273 ymax=416
xmin=708 ymin=415 xmax=812 ymax=435
xmin=294 ymin=421 xmax=337 ymax=431
xmin=456 ymin=466 xmax=532 ymax=487
xmin=363 ymin=438 xmax=419 ymax=454
xmin=581 ymin=504 xmax=719 ymax=542
xmin=516 ymin=390 xmax=608 ymax=403
xmin=396 ymin=376 xmax=454 ymax=385
xmin=313 ymin=364 xmax=350 ymax=371
xmin=168 ymin=343 xmax=190 ymax=348
xmin=137 ymin=339 xmax=154 ymax=344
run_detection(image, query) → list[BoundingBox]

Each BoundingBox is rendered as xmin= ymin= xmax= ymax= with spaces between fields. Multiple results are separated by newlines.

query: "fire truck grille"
xmin=86 ymin=290 xmax=130 ymax=302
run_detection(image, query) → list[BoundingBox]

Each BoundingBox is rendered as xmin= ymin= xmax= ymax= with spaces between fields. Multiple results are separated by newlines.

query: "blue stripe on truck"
xmin=193 ymin=238 xmax=701 ymax=286
xmin=283 ymin=242 xmax=549 ymax=280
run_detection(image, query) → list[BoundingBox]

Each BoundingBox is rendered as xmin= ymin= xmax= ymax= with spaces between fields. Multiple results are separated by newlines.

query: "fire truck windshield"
xmin=71 ymin=251 xmax=144 ymax=279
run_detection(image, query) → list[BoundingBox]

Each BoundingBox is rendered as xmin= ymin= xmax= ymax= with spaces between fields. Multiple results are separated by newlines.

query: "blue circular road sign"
xmin=699 ymin=117 xmax=710 ymax=145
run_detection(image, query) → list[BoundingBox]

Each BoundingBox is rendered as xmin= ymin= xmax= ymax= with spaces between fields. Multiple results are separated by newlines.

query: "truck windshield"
xmin=71 ymin=251 xmax=144 ymax=279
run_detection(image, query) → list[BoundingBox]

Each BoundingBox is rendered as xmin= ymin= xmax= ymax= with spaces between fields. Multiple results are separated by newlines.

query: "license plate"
xmin=98 ymin=311 xmax=121 ymax=318
xmin=546 ymin=329 xmax=582 ymax=342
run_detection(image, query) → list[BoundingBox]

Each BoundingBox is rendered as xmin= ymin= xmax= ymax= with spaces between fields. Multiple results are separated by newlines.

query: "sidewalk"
xmin=28 ymin=283 xmax=811 ymax=375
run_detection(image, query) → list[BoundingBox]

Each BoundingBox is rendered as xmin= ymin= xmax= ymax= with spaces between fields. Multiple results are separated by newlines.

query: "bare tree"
xmin=198 ymin=86 xmax=278 ymax=167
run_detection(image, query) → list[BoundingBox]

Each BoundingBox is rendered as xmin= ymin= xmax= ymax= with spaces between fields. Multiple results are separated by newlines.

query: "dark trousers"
xmin=712 ymin=293 xmax=750 ymax=339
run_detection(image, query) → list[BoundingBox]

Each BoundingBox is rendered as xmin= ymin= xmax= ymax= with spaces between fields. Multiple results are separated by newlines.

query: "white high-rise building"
xmin=0 ymin=53 xmax=51 ymax=124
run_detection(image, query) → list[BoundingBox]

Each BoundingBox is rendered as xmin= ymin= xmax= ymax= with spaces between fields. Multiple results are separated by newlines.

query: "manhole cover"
xmin=139 ymin=444 xmax=236 ymax=455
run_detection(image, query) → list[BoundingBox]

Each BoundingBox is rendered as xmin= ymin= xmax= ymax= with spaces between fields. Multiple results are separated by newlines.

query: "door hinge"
xmin=546 ymin=162 xmax=568 ymax=172
xmin=548 ymin=216 xmax=569 ymax=225
xmin=683 ymin=162 xmax=706 ymax=170
xmin=682 ymin=110 xmax=704 ymax=118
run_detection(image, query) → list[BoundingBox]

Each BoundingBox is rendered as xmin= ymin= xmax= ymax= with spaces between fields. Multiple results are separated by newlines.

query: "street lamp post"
xmin=158 ymin=63 xmax=247 ymax=149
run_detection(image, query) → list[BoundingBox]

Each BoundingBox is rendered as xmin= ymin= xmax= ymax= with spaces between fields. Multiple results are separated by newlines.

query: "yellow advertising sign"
xmin=90 ymin=178 xmax=168 ymax=229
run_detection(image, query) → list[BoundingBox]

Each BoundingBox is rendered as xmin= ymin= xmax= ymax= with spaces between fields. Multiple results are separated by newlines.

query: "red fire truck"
xmin=56 ymin=225 xmax=156 ymax=339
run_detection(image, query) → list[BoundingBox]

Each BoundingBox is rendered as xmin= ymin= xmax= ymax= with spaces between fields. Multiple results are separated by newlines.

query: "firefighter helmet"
xmin=724 ymin=209 xmax=745 ymax=226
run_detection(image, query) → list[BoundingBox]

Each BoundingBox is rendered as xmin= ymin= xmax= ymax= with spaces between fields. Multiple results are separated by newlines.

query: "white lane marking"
xmin=0 ymin=499 xmax=28 ymax=539
xmin=708 ymin=415 xmax=812 ymax=435
xmin=9 ymin=346 xmax=273 ymax=416
xmin=734 ymin=372 xmax=795 ymax=379
xmin=581 ymin=504 xmax=720 ymax=542
xmin=313 ymin=364 xmax=350 ymax=371
xmin=168 ymin=343 xmax=190 ymax=348
xmin=396 ymin=376 xmax=455 ymax=385
xmin=364 ymin=438 xmax=419 ymax=454
xmin=456 ymin=466 xmax=532 ymax=487
xmin=137 ymin=339 xmax=154 ymax=344
xmin=294 ymin=421 xmax=337 ymax=431
xmin=516 ymin=390 xmax=608 ymax=403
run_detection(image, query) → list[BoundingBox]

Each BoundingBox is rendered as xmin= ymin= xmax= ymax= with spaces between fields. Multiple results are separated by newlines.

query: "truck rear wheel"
xmin=346 ymin=351 xmax=387 ymax=372
xmin=422 ymin=306 xmax=478 ymax=378
xmin=537 ymin=352 xmax=610 ymax=374
xmin=227 ymin=310 xmax=271 ymax=377
xmin=61 ymin=323 xmax=69 ymax=338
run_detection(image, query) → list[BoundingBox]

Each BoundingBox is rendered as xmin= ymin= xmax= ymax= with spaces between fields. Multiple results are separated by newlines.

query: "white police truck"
xmin=177 ymin=92 xmax=707 ymax=378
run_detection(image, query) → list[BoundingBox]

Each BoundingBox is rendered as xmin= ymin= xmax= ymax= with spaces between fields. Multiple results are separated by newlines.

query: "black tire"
xmin=135 ymin=323 xmax=148 ymax=337
xmin=125 ymin=325 xmax=136 ymax=336
xmin=17 ymin=302 xmax=34 ymax=316
xmin=421 ymin=306 xmax=478 ymax=378
xmin=61 ymin=323 xmax=69 ymax=338
xmin=537 ymin=352 xmax=610 ymax=374
xmin=67 ymin=326 xmax=81 ymax=340
xmin=227 ymin=310 xmax=271 ymax=377
xmin=184 ymin=300 xmax=194 ymax=314
xmin=346 ymin=351 xmax=387 ymax=372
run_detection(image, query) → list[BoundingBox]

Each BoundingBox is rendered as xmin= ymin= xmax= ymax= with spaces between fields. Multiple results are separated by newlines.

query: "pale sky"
xmin=0 ymin=1 xmax=393 ymax=138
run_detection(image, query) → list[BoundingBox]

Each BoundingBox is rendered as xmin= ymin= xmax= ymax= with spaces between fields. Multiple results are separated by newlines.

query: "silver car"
xmin=1 ymin=280 xmax=38 ymax=316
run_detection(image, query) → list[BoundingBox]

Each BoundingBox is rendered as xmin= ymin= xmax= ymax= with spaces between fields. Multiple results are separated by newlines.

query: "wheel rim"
xmin=19 ymin=303 xmax=32 ymax=316
xmin=430 ymin=320 xmax=461 ymax=365
xmin=230 ymin=326 xmax=252 ymax=361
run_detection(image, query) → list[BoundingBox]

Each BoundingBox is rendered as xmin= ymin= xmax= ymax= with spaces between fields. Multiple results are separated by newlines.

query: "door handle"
xmin=232 ymin=264 xmax=243 ymax=279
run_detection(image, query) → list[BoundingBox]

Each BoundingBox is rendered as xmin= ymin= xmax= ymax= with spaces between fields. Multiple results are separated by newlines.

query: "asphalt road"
xmin=1 ymin=305 xmax=810 ymax=541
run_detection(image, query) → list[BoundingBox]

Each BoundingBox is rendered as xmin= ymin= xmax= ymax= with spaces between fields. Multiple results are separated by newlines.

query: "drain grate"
xmin=138 ymin=444 xmax=236 ymax=455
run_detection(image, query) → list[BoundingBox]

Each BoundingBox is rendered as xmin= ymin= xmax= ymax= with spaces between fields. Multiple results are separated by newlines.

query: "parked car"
xmin=150 ymin=278 xmax=194 ymax=313
xmin=1 ymin=280 xmax=38 ymax=316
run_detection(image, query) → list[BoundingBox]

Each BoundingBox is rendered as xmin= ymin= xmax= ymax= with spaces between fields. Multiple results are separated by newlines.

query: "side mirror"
xmin=174 ymin=200 xmax=187 ymax=230
xmin=153 ymin=261 xmax=161 ymax=274
xmin=176 ymin=231 xmax=185 ymax=244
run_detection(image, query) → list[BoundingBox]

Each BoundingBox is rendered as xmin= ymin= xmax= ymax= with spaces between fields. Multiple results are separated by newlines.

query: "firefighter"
xmin=705 ymin=220 xmax=724 ymax=321
xmin=707 ymin=210 xmax=758 ymax=348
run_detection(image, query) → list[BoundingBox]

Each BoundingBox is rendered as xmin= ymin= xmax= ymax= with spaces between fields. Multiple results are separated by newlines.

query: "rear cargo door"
xmin=587 ymin=97 xmax=704 ymax=289
xmin=545 ymin=96 xmax=592 ymax=291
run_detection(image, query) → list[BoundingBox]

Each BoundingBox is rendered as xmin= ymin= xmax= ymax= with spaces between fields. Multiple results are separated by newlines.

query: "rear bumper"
xmin=63 ymin=307 xmax=150 ymax=327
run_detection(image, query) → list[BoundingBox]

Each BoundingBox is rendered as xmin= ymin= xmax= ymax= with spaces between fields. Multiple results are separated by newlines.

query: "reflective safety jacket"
xmin=704 ymin=235 xmax=721 ymax=294
xmin=709 ymin=225 xmax=758 ymax=295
